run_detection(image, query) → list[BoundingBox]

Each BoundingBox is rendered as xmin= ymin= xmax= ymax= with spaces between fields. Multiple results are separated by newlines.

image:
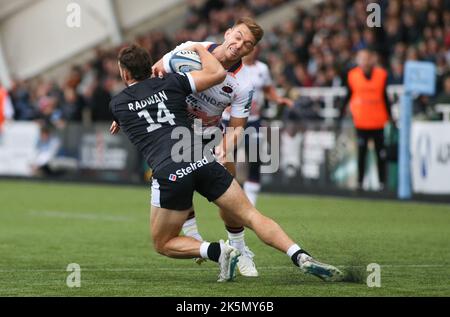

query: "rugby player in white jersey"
xmin=222 ymin=46 xmax=294 ymax=206
xmin=151 ymin=17 xmax=262 ymax=277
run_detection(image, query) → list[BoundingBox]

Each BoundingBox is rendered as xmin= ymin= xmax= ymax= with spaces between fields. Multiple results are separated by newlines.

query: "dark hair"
xmin=118 ymin=44 xmax=152 ymax=81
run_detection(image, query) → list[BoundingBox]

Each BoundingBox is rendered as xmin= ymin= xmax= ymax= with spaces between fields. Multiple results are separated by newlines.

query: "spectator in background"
xmin=31 ymin=125 xmax=62 ymax=177
xmin=433 ymin=75 xmax=450 ymax=120
xmin=87 ymin=75 xmax=112 ymax=122
xmin=0 ymin=83 xmax=14 ymax=133
xmin=8 ymin=0 xmax=450 ymax=128
xmin=339 ymin=48 xmax=395 ymax=191
xmin=9 ymin=80 xmax=35 ymax=120
xmin=387 ymin=57 xmax=404 ymax=85
xmin=413 ymin=95 xmax=435 ymax=120
xmin=35 ymin=95 xmax=65 ymax=129
xmin=61 ymin=88 xmax=85 ymax=122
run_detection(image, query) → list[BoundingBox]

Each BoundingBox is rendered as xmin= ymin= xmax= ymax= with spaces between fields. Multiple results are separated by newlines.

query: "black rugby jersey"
xmin=110 ymin=72 xmax=202 ymax=171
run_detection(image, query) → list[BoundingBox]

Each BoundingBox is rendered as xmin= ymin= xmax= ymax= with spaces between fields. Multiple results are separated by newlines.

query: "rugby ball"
xmin=169 ymin=50 xmax=202 ymax=73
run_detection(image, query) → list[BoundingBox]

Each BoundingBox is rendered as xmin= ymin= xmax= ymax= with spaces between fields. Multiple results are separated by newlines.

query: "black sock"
xmin=225 ymin=225 xmax=244 ymax=234
xmin=207 ymin=242 xmax=221 ymax=262
xmin=291 ymin=249 xmax=311 ymax=267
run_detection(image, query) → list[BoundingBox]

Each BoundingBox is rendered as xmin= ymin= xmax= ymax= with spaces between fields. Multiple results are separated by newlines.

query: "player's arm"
xmin=110 ymin=120 xmax=120 ymax=135
xmin=186 ymin=44 xmax=226 ymax=92
xmin=151 ymin=59 xmax=165 ymax=78
xmin=109 ymin=100 xmax=121 ymax=135
xmin=152 ymin=41 xmax=198 ymax=78
xmin=216 ymin=116 xmax=247 ymax=164
xmin=263 ymin=85 xmax=294 ymax=108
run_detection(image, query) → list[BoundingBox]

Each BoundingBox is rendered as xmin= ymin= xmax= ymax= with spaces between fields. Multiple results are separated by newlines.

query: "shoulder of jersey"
xmin=176 ymin=40 xmax=212 ymax=50
xmin=234 ymin=64 xmax=253 ymax=84
xmin=111 ymin=89 xmax=128 ymax=104
xmin=256 ymin=60 xmax=269 ymax=70
xmin=196 ymin=41 xmax=214 ymax=48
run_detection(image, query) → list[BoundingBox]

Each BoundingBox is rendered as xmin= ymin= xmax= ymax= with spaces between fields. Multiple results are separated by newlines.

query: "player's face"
xmin=223 ymin=24 xmax=256 ymax=61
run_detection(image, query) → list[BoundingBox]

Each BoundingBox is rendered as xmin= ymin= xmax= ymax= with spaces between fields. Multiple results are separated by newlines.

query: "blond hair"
xmin=234 ymin=17 xmax=264 ymax=44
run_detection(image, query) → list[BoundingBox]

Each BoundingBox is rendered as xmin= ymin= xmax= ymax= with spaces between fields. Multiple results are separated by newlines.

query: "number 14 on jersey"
xmin=138 ymin=102 xmax=176 ymax=133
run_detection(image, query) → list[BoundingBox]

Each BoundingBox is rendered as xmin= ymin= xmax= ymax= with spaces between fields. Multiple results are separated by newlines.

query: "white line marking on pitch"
xmin=0 ymin=264 xmax=447 ymax=273
xmin=28 ymin=210 xmax=133 ymax=222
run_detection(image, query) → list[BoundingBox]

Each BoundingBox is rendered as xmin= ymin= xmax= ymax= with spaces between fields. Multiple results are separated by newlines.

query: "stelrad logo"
xmin=171 ymin=156 xmax=210 ymax=181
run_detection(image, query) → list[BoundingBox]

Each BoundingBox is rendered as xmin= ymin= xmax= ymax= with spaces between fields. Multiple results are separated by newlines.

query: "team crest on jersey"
xmin=222 ymin=85 xmax=233 ymax=94
xmin=168 ymin=174 xmax=177 ymax=182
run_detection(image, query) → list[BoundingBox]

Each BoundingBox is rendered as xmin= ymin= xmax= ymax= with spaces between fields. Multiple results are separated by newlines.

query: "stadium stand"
xmin=5 ymin=0 xmax=450 ymax=127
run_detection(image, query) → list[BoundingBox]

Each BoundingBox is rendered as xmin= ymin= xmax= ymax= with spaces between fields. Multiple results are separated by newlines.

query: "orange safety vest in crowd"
xmin=0 ymin=87 xmax=6 ymax=128
xmin=348 ymin=66 xmax=389 ymax=130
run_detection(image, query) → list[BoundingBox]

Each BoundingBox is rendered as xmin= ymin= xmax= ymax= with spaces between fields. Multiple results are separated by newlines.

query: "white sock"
xmin=199 ymin=241 xmax=210 ymax=259
xmin=244 ymin=181 xmax=261 ymax=206
xmin=286 ymin=244 xmax=308 ymax=265
xmin=182 ymin=217 xmax=203 ymax=241
xmin=227 ymin=230 xmax=246 ymax=253
xmin=286 ymin=244 xmax=301 ymax=258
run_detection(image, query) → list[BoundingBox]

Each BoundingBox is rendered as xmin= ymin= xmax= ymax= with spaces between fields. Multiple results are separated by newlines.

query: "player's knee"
xmin=152 ymin=238 xmax=168 ymax=255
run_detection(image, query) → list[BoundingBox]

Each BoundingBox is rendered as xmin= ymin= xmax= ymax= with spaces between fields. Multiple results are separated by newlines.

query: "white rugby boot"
xmin=217 ymin=240 xmax=241 ymax=282
xmin=297 ymin=252 xmax=343 ymax=282
xmin=226 ymin=241 xmax=259 ymax=277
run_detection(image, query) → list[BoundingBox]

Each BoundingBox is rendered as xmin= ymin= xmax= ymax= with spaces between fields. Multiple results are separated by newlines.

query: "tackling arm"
xmin=187 ymin=44 xmax=226 ymax=92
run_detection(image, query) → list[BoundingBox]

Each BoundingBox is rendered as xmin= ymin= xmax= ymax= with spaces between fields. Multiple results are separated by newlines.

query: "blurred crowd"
xmin=4 ymin=0 xmax=450 ymax=130
xmin=257 ymin=0 xmax=450 ymax=121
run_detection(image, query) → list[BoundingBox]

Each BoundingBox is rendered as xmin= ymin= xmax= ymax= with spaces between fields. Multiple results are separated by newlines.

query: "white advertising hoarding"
xmin=0 ymin=122 xmax=39 ymax=176
xmin=411 ymin=122 xmax=450 ymax=194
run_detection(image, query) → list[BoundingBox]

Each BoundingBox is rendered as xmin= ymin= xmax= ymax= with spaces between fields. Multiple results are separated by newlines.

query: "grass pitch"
xmin=0 ymin=180 xmax=449 ymax=296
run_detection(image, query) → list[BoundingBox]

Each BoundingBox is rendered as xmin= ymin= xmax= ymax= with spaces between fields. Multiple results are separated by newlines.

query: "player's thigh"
xmin=150 ymin=164 xmax=195 ymax=244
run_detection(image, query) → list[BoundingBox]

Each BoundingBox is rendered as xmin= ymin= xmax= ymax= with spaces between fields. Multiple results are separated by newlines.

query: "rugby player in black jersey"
xmin=110 ymin=44 xmax=343 ymax=282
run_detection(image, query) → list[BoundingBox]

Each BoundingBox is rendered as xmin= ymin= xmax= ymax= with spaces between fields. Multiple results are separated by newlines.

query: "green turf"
xmin=0 ymin=180 xmax=449 ymax=296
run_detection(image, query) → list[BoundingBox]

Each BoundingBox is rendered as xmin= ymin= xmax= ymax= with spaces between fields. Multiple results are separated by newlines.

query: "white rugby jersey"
xmin=222 ymin=60 xmax=272 ymax=122
xmin=162 ymin=41 xmax=254 ymax=132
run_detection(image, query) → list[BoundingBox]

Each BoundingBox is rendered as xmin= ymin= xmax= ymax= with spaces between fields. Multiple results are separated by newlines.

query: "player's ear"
xmin=123 ymin=69 xmax=132 ymax=82
xmin=118 ymin=61 xmax=128 ymax=82
xmin=224 ymin=28 xmax=232 ymax=40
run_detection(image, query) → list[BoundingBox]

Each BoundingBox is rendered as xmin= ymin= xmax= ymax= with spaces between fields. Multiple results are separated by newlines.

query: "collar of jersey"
xmin=207 ymin=43 xmax=242 ymax=74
